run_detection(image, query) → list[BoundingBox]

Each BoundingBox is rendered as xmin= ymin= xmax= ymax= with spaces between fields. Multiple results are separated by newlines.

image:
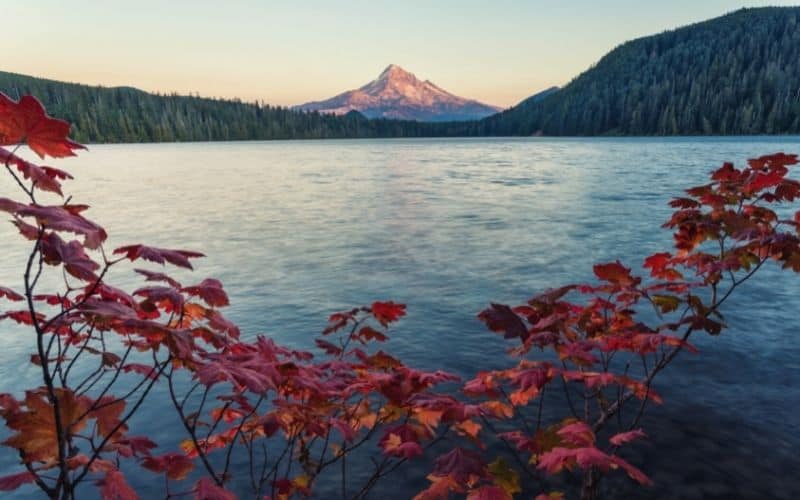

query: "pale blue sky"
xmin=5 ymin=1 xmax=797 ymax=107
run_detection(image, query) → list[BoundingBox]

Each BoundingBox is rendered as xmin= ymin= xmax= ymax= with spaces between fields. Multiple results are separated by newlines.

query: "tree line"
xmin=2 ymin=7 xmax=799 ymax=141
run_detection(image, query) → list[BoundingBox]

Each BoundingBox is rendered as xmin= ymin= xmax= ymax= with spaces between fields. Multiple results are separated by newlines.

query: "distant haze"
xmin=3 ymin=0 xmax=798 ymax=107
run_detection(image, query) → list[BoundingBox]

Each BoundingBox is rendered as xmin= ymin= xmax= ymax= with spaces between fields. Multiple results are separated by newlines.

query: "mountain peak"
xmin=380 ymin=63 xmax=413 ymax=76
xmin=296 ymin=65 xmax=501 ymax=122
xmin=380 ymin=64 xmax=405 ymax=75
xmin=375 ymin=64 xmax=420 ymax=89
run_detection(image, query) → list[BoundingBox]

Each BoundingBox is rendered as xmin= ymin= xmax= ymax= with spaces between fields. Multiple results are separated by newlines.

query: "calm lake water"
xmin=1 ymin=137 xmax=799 ymax=499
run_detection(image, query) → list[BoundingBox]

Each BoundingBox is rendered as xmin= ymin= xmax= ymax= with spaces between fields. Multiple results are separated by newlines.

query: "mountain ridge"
xmin=296 ymin=64 xmax=501 ymax=122
xmin=469 ymin=6 xmax=800 ymax=136
xmin=0 ymin=69 xmax=438 ymax=142
xmin=1 ymin=7 xmax=798 ymax=141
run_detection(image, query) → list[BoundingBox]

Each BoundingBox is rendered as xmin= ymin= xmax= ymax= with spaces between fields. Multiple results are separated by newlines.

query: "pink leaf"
xmin=194 ymin=477 xmax=236 ymax=500
xmin=556 ymin=421 xmax=595 ymax=447
xmin=0 ymin=471 xmax=36 ymax=491
xmin=183 ymin=279 xmax=229 ymax=307
xmin=478 ymin=303 xmax=529 ymax=341
xmin=16 ymin=205 xmax=106 ymax=249
xmin=134 ymin=268 xmax=182 ymax=288
xmin=610 ymin=456 xmax=653 ymax=486
xmin=467 ymin=485 xmax=512 ymax=500
xmin=97 ymin=469 xmax=138 ymax=500
xmin=370 ymin=301 xmax=406 ymax=326
xmin=0 ymin=286 xmax=23 ymax=302
xmin=114 ymin=245 xmax=204 ymax=269
xmin=431 ymin=448 xmax=487 ymax=483
xmin=609 ymin=429 xmax=647 ymax=447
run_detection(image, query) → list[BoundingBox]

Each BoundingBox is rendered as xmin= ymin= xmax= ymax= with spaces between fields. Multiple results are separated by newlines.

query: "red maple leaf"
xmin=0 ymin=197 xmax=25 ymax=215
xmin=0 ymin=310 xmax=44 ymax=326
xmin=182 ymin=279 xmax=229 ymax=307
xmin=643 ymin=252 xmax=683 ymax=281
xmin=609 ymin=428 xmax=646 ymax=446
xmin=380 ymin=425 xmax=424 ymax=459
xmin=0 ymin=94 xmax=85 ymax=158
xmin=609 ymin=456 xmax=653 ymax=485
xmin=0 ymin=286 xmax=23 ymax=302
xmin=97 ymin=469 xmax=138 ymax=500
xmin=711 ymin=162 xmax=745 ymax=183
xmin=194 ymin=477 xmax=236 ymax=500
xmin=556 ymin=421 xmax=595 ymax=447
xmin=113 ymin=436 xmax=157 ymax=458
xmin=134 ymin=268 xmax=182 ymax=289
xmin=0 ymin=147 xmax=67 ymax=195
xmin=0 ymin=471 xmax=36 ymax=492
xmin=142 ymin=453 xmax=195 ymax=481
xmin=357 ymin=325 xmax=388 ymax=342
xmin=134 ymin=286 xmax=185 ymax=312
xmin=41 ymin=232 xmax=100 ymax=281
xmin=467 ymin=485 xmax=512 ymax=500
xmin=538 ymin=446 xmax=614 ymax=475
xmin=431 ymin=448 xmax=487 ymax=483
xmin=478 ymin=303 xmax=529 ymax=341
xmin=114 ymin=245 xmax=204 ymax=269
xmin=371 ymin=301 xmax=406 ymax=326
xmin=16 ymin=205 xmax=107 ymax=249
xmin=593 ymin=261 xmax=640 ymax=287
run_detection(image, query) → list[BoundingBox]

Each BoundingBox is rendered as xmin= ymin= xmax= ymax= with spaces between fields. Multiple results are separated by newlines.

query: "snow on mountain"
xmin=295 ymin=65 xmax=501 ymax=122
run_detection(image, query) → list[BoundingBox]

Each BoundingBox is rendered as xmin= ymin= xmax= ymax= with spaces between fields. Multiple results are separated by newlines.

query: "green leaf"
xmin=652 ymin=294 xmax=680 ymax=314
xmin=488 ymin=457 xmax=521 ymax=495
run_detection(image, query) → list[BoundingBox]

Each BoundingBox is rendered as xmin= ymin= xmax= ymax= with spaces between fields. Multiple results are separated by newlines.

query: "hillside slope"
xmin=474 ymin=7 xmax=800 ymax=136
xmin=2 ymin=7 xmax=798 ymax=141
xmin=0 ymin=71 xmax=432 ymax=143
xmin=297 ymin=65 xmax=500 ymax=121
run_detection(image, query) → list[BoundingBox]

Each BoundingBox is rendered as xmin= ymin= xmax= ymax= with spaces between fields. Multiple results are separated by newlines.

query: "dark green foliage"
xmin=474 ymin=7 xmax=800 ymax=136
xmin=0 ymin=72 xmax=440 ymax=143
xmin=2 ymin=7 xmax=798 ymax=141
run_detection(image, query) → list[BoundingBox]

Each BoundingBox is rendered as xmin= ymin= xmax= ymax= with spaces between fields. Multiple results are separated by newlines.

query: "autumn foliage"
xmin=1 ymin=94 xmax=799 ymax=499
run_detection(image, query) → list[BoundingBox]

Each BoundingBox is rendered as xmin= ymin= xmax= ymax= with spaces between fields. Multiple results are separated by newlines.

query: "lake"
xmin=1 ymin=137 xmax=799 ymax=499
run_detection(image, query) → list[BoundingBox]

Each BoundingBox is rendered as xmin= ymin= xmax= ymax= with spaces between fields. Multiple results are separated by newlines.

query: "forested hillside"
xmin=2 ymin=7 xmax=799 ymax=141
xmin=0 ymin=71 xmax=434 ymax=142
xmin=473 ymin=7 xmax=800 ymax=136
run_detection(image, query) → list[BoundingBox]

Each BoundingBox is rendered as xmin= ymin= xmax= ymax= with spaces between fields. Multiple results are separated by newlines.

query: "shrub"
xmin=1 ymin=94 xmax=798 ymax=499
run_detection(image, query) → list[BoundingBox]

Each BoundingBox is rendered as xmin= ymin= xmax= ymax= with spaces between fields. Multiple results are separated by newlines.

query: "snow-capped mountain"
xmin=295 ymin=65 xmax=501 ymax=122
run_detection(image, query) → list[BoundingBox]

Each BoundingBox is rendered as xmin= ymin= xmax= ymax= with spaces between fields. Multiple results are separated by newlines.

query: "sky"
xmin=4 ymin=1 xmax=798 ymax=108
